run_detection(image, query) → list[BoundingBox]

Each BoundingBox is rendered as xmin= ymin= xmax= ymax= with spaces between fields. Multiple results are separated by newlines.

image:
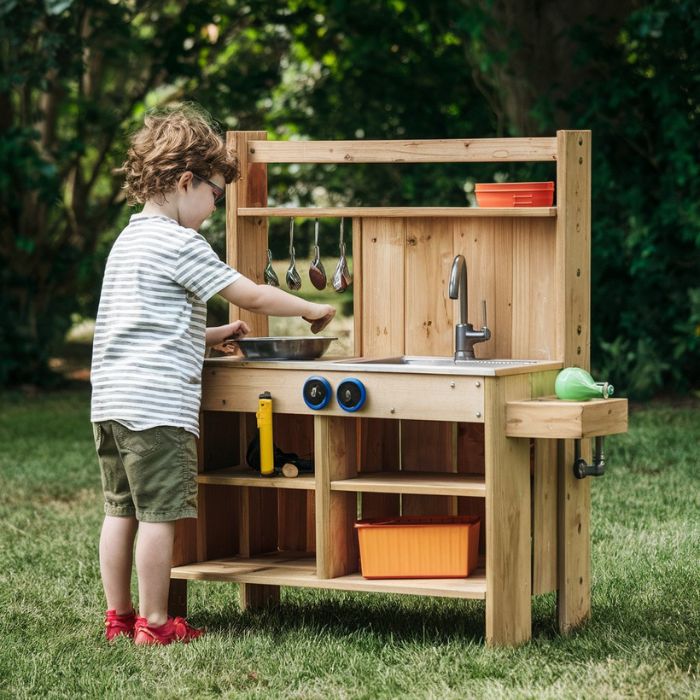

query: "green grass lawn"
xmin=0 ymin=388 xmax=698 ymax=698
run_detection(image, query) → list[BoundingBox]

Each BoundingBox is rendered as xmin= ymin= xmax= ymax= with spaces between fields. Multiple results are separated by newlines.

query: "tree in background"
xmin=1 ymin=0 xmax=698 ymax=396
xmin=267 ymin=0 xmax=699 ymax=396
xmin=0 ymin=0 xmax=288 ymax=386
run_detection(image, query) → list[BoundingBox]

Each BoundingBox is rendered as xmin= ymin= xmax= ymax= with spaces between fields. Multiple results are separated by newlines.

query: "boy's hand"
xmin=222 ymin=320 xmax=251 ymax=341
xmin=303 ymin=304 xmax=336 ymax=334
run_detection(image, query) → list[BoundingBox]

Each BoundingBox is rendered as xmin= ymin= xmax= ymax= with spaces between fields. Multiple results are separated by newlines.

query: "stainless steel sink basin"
xmin=353 ymin=356 xmax=538 ymax=368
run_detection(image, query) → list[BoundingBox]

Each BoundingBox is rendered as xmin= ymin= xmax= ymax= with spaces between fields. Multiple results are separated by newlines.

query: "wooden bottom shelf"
xmin=171 ymin=552 xmax=486 ymax=600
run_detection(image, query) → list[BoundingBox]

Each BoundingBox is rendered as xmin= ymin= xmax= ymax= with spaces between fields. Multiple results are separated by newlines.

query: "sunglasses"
xmin=192 ymin=173 xmax=225 ymax=204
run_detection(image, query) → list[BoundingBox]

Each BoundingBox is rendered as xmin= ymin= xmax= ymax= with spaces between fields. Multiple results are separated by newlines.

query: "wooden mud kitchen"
xmin=168 ymin=132 xmax=629 ymax=646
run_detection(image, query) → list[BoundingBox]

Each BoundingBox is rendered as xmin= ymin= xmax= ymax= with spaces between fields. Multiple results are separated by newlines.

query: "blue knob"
xmin=336 ymin=378 xmax=366 ymax=412
xmin=303 ymin=376 xmax=332 ymax=410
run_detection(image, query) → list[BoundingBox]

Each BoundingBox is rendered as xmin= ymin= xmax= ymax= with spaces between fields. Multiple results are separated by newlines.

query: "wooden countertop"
xmin=204 ymin=356 xmax=563 ymax=377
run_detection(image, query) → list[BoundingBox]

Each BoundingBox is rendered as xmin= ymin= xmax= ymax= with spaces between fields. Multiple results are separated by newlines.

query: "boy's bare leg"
xmin=135 ymin=521 xmax=176 ymax=626
xmin=99 ymin=515 xmax=138 ymax=613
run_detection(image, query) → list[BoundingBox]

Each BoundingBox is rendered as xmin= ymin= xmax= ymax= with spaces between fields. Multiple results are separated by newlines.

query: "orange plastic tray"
xmin=475 ymin=181 xmax=554 ymax=207
xmin=355 ymin=515 xmax=481 ymax=579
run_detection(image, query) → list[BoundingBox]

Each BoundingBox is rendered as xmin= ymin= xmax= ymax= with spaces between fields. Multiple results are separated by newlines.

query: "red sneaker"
xmin=133 ymin=616 xmax=204 ymax=646
xmin=105 ymin=609 xmax=137 ymax=641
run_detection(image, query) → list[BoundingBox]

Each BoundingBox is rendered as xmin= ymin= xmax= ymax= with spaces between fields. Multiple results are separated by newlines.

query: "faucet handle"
xmin=481 ymin=299 xmax=488 ymax=329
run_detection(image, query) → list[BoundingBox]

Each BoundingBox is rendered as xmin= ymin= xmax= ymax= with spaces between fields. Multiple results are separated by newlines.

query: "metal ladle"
xmin=309 ymin=218 xmax=327 ymax=290
xmin=286 ymin=218 xmax=302 ymax=291
xmin=332 ymin=217 xmax=352 ymax=292
xmin=264 ymin=249 xmax=279 ymax=287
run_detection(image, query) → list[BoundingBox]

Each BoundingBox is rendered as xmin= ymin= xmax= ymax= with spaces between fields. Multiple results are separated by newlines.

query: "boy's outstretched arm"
xmin=217 ymin=278 xmax=336 ymax=334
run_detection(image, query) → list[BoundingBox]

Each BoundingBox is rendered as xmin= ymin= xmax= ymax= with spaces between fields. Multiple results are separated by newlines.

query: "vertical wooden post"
xmin=555 ymin=130 xmax=592 ymax=632
xmin=227 ymin=131 xmax=269 ymax=335
xmin=315 ymin=415 xmax=358 ymax=578
xmin=485 ymin=374 xmax=531 ymax=646
xmin=228 ymin=131 xmax=280 ymax=610
xmin=530 ymin=370 xmax=559 ymax=594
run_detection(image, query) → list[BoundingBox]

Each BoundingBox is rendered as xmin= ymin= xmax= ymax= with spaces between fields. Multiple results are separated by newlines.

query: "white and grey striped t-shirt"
xmin=90 ymin=214 xmax=240 ymax=436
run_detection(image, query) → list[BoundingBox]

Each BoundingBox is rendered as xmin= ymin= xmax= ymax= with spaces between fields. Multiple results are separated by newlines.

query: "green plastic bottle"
xmin=554 ymin=367 xmax=614 ymax=401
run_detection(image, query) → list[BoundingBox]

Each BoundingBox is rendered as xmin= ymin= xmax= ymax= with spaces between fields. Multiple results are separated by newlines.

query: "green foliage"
xmin=0 ymin=0 xmax=290 ymax=386
xmin=565 ymin=1 xmax=700 ymax=395
xmin=1 ymin=0 xmax=698 ymax=397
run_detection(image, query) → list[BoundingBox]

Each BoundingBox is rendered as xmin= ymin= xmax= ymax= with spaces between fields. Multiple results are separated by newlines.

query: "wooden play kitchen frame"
xmin=168 ymin=131 xmax=628 ymax=646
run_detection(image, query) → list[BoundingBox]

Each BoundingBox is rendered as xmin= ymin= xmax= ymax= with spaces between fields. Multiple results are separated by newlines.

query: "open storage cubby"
xmin=169 ymin=132 xmax=629 ymax=646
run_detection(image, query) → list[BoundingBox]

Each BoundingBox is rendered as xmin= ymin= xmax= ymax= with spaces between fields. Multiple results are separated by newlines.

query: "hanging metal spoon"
xmin=332 ymin=217 xmax=352 ymax=293
xmin=264 ymin=248 xmax=279 ymax=287
xmin=286 ymin=218 xmax=302 ymax=291
xmin=309 ymin=218 xmax=327 ymax=290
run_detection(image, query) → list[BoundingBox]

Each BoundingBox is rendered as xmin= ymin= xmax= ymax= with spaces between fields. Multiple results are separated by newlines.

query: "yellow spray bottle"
xmin=256 ymin=391 xmax=274 ymax=477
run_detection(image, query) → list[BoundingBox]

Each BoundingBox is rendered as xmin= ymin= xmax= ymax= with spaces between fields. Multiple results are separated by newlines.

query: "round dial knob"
xmin=302 ymin=376 xmax=332 ymax=410
xmin=336 ymin=378 xmax=366 ymax=412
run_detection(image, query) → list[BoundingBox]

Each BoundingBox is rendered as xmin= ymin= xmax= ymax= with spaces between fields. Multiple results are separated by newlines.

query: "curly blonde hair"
xmin=122 ymin=104 xmax=239 ymax=204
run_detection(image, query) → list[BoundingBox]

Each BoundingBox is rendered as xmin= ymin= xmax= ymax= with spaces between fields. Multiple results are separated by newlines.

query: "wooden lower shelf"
xmin=331 ymin=471 xmax=486 ymax=497
xmin=171 ymin=552 xmax=486 ymax=600
xmin=197 ymin=466 xmax=315 ymax=490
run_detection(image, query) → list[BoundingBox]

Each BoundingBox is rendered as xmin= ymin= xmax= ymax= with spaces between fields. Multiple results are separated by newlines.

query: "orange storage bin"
xmin=355 ymin=515 xmax=481 ymax=579
xmin=475 ymin=181 xmax=554 ymax=207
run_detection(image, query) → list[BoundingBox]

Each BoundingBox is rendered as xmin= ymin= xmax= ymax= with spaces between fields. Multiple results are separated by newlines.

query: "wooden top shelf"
xmin=171 ymin=552 xmax=486 ymax=600
xmin=237 ymin=206 xmax=556 ymax=218
xmin=197 ymin=466 xmax=315 ymax=490
xmin=331 ymin=471 xmax=486 ymax=497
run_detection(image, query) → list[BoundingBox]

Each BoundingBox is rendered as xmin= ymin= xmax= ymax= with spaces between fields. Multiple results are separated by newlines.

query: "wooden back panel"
xmin=359 ymin=217 xmax=557 ymax=362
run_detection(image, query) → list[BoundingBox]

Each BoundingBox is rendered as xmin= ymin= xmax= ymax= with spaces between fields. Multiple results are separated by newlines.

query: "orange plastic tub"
xmin=355 ymin=515 xmax=481 ymax=579
xmin=475 ymin=181 xmax=554 ymax=207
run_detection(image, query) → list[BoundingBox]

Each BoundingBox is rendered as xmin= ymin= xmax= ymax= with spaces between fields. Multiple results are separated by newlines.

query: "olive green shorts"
xmin=92 ymin=420 xmax=198 ymax=522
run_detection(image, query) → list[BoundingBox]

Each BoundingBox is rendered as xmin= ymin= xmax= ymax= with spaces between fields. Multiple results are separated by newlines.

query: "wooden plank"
xmin=167 ymin=579 xmax=188 ymax=618
xmin=402 ymin=219 xmax=455 ymax=515
xmin=246 ymin=137 xmax=558 ymax=163
xmin=485 ymin=374 xmax=532 ymax=646
xmin=352 ymin=217 xmax=363 ymax=357
xmin=361 ymin=218 xmax=405 ymax=357
xmin=457 ymin=423 xmax=486 ymax=554
xmin=197 ymin=466 xmax=315 ymax=489
xmin=555 ymin=129 xmax=593 ymax=634
xmin=239 ymin=486 xmax=278 ymax=557
xmin=506 ymin=398 xmax=628 ymax=439
xmin=453 ymin=218 xmax=516 ymax=360
xmin=401 ymin=421 xmax=457 ymax=516
xmin=239 ymin=206 xmax=557 ymax=218
xmin=202 ymin=368 xmax=485 ymax=422
xmin=240 ymin=584 xmax=280 ymax=609
xmin=331 ymin=471 xmax=485 ymax=497
xmin=196 ymin=484 xmax=239 ymax=561
xmin=315 ymin=416 xmax=359 ymax=578
xmin=404 ymin=218 xmax=454 ymax=355
xmin=357 ymin=418 xmax=401 ymax=520
xmin=274 ymin=414 xmax=315 ymax=552
xmin=511 ymin=218 xmax=557 ymax=359
xmin=227 ymin=131 xmax=268 ymax=335
xmin=530 ymin=370 xmax=559 ymax=595
xmin=171 ymin=554 xmax=487 ymax=600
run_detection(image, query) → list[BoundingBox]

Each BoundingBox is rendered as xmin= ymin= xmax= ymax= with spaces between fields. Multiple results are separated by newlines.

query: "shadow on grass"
xmin=192 ymin=586 xmax=564 ymax=647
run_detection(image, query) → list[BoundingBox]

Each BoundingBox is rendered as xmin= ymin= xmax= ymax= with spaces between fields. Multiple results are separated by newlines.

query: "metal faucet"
xmin=448 ymin=255 xmax=491 ymax=360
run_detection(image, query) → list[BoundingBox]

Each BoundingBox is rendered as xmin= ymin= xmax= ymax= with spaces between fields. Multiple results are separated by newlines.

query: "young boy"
xmin=91 ymin=105 xmax=335 ymax=645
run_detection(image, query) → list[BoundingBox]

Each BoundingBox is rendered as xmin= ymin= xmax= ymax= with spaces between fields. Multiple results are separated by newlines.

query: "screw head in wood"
xmin=476 ymin=411 xmax=482 ymax=418
xmin=475 ymin=381 xmax=481 ymax=387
